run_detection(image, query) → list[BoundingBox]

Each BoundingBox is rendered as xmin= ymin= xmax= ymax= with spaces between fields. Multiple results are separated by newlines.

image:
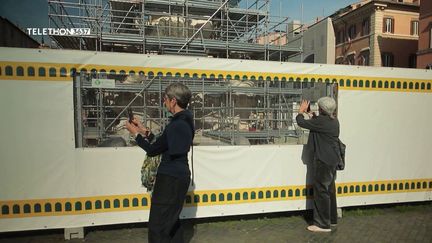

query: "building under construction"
xmin=48 ymin=0 xmax=301 ymax=60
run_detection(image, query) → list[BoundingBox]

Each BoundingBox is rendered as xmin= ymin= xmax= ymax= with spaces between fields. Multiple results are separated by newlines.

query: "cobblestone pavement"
xmin=1 ymin=202 xmax=431 ymax=243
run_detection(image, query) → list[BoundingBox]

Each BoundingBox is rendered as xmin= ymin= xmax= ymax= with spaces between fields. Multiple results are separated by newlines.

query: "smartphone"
xmin=127 ymin=108 xmax=134 ymax=123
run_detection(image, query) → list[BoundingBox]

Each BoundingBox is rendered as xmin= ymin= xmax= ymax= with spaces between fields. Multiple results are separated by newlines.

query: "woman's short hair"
xmin=317 ymin=96 xmax=337 ymax=118
xmin=165 ymin=82 xmax=192 ymax=109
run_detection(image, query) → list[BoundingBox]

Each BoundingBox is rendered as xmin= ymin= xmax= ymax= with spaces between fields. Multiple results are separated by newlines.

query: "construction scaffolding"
xmin=74 ymin=72 xmax=333 ymax=147
xmin=48 ymin=0 xmax=302 ymax=61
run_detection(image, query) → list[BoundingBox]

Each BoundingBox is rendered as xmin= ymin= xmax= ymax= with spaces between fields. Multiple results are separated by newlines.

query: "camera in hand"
xmin=127 ymin=108 xmax=134 ymax=123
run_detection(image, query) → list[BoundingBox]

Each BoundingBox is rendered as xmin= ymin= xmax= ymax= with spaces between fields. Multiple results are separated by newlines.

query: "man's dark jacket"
xmin=135 ymin=110 xmax=194 ymax=178
xmin=296 ymin=113 xmax=340 ymax=166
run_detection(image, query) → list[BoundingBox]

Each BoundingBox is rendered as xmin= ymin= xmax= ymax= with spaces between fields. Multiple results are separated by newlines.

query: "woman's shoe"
xmin=307 ymin=225 xmax=331 ymax=232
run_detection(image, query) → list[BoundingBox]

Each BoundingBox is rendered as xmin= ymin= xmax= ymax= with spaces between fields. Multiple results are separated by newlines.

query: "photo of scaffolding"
xmin=74 ymin=71 xmax=332 ymax=147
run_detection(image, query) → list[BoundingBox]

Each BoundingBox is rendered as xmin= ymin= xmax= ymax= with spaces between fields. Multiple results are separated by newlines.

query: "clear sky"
xmin=0 ymin=0 xmax=357 ymax=43
xmin=269 ymin=0 xmax=356 ymax=22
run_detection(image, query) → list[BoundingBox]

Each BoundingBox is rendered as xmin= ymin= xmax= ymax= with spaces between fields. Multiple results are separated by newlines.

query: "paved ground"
xmin=1 ymin=202 xmax=431 ymax=243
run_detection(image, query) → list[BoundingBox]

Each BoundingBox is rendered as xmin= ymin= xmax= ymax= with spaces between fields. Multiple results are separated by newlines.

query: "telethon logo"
xmin=27 ymin=28 xmax=91 ymax=36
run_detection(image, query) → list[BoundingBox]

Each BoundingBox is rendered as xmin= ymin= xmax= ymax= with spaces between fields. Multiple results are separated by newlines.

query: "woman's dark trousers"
xmin=148 ymin=173 xmax=190 ymax=243
xmin=312 ymin=159 xmax=338 ymax=229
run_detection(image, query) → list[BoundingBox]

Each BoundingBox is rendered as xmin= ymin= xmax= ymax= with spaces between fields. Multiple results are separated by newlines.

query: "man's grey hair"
xmin=165 ymin=82 xmax=192 ymax=109
xmin=317 ymin=96 xmax=337 ymax=118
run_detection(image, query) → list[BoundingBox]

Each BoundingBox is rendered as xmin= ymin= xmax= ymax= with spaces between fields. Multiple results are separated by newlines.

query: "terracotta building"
xmin=417 ymin=0 xmax=432 ymax=69
xmin=332 ymin=0 xmax=420 ymax=68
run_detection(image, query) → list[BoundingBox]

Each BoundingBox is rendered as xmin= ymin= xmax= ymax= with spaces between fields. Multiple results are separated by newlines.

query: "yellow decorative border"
xmin=0 ymin=61 xmax=431 ymax=93
xmin=1 ymin=179 xmax=431 ymax=219
xmin=0 ymin=194 xmax=151 ymax=219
